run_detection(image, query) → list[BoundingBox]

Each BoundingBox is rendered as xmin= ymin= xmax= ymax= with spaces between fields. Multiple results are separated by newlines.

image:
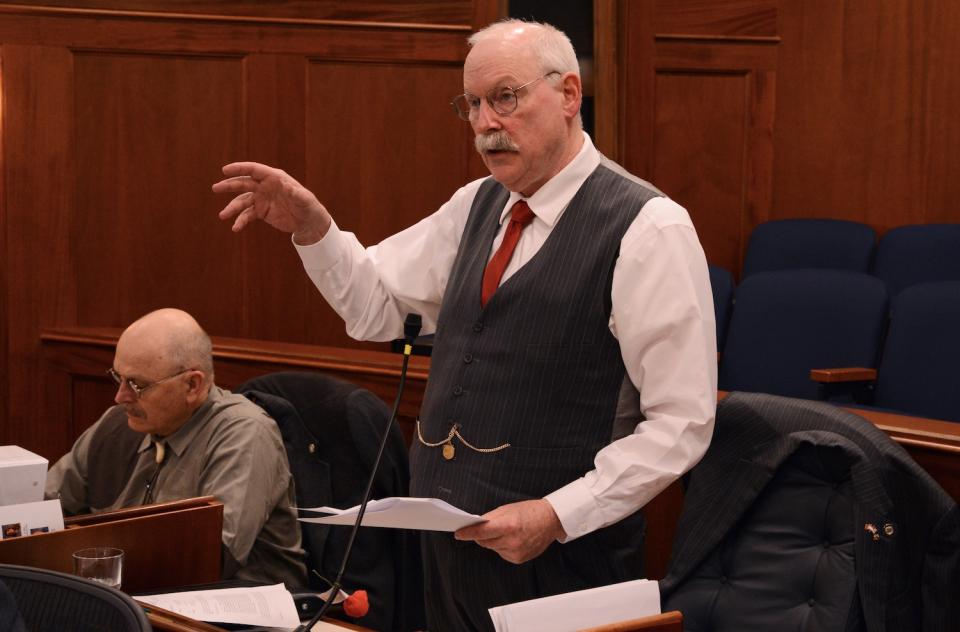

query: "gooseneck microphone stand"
xmin=293 ymin=313 xmax=422 ymax=632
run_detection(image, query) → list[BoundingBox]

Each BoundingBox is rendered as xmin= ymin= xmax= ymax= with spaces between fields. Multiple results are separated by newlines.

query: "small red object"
xmin=343 ymin=589 xmax=369 ymax=618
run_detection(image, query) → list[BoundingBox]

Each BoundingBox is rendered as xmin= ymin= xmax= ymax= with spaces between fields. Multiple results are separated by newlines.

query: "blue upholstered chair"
xmin=718 ymin=270 xmax=888 ymax=400
xmin=872 ymin=223 xmax=960 ymax=297
xmin=708 ymin=264 xmax=735 ymax=352
xmin=742 ymin=219 xmax=876 ymax=279
xmin=813 ymin=281 xmax=960 ymax=423
xmin=871 ymin=281 xmax=960 ymax=421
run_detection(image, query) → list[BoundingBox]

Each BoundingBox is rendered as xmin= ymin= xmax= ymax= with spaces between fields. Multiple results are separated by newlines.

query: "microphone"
xmin=294 ymin=313 xmax=422 ymax=632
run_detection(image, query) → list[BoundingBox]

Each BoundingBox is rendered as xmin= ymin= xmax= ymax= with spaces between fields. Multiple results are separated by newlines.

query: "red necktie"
xmin=481 ymin=200 xmax=535 ymax=307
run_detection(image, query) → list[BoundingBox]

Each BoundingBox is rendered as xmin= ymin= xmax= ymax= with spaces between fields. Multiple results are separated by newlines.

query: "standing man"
xmin=214 ymin=19 xmax=716 ymax=630
xmin=45 ymin=308 xmax=308 ymax=588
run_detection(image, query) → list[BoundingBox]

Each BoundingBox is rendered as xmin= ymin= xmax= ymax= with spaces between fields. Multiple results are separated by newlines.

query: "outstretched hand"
xmin=454 ymin=499 xmax=566 ymax=564
xmin=212 ymin=162 xmax=332 ymax=244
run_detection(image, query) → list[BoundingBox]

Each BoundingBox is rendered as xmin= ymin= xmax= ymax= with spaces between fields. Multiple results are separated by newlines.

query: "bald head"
xmin=112 ymin=309 xmax=215 ymax=436
xmin=118 ymin=308 xmax=214 ymax=380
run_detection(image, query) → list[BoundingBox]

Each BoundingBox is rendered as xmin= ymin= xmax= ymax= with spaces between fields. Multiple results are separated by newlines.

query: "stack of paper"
xmin=299 ymin=497 xmax=485 ymax=531
xmin=137 ymin=583 xmax=301 ymax=628
xmin=487 ymin=578 xmax=660 ymax=632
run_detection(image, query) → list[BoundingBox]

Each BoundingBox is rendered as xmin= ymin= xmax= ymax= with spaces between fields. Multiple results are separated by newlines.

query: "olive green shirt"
xmin=45 ymin=386 xmax=308 ymax=587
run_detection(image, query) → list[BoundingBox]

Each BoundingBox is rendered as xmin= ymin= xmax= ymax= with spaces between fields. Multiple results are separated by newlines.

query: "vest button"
xmin=472 ymin=321 xmax=483 ymax=332
xmin=453 ymin=385 xmax=464 ymax=396
xmin=463 ymin=353 xmax=473 ymax=364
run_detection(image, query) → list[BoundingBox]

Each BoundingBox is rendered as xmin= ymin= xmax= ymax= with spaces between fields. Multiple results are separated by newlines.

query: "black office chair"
xmin=237 ymin=371 xmax=425 ymax=632
xmin=741 ymin=218 xmax=876 ymax=279
xmin=660 ymin=392 xmax=960 ymax=631
xmin=0 ymin=563 xmax=151 ymax=632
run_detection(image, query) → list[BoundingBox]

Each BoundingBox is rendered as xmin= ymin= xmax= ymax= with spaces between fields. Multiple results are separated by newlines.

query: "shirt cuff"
xmin=292 ymin=220 xmax=343 ymax=271
xmin=544 ymin=478 xmax=606 ymax=543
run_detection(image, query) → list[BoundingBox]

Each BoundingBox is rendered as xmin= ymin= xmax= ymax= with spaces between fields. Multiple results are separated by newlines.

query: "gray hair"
xmin=167 ymin=326 xmax=214 ymax=378
xmin=468 ymin=19 xmax=580 ymax=78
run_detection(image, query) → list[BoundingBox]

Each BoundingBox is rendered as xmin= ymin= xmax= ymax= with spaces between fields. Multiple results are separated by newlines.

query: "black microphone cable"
xmin=294 ymin=313 xmax=422 ymax=632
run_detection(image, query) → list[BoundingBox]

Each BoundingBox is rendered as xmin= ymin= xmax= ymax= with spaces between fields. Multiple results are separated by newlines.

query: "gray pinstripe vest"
xmin=410 ymin=164 xmax=661 ymax=515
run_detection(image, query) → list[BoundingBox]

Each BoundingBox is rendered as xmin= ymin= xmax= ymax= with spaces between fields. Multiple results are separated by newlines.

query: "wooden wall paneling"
xmin=617 ymin=2 xmax=778 ymax=274
xmin=653 ymin=0 xmax=778 ymax=37
xmin=920 ymin=0 xmax=960 ymax=224
xmin=0 ymin=1 xmax=477 ymax=26
xmin=648 ymin=41 xmax=775 ymax=274
xmin=618 ymin=2 xmax=777 ymax=272
xmin=4 ymin=45 xmax=77 ymax=453
xmin=649 ymin=69 xmax=748 ymax=273
xmin=0 ymin=46 xmax=7 ymax=443
xmin=73 ymin=50 xmax=247 ymax=333
xmin=592 ymin=0 xmax=620 ymax=158
xmin=2 ymin=0 xmax=498 ymax=446
xmin=471 ymin=0 xmax=505 ymax=30
xmin=234 ymin=52 xmax=320 ymax=345
xmin=618 ymin=0 xmax=656 ymax=175
xmin=772 ymin=0 xmax=940 ymax=231
xmin=0 ymin=10 xmax=470 ymax=62
xmin=300 ymin=59 xmax=475 ymax=348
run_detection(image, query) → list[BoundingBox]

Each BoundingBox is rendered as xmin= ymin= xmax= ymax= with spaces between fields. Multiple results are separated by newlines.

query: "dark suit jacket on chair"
xmin=239 ymin=371 xmax=425 ymax=632
xmin=660 ymin=392 xmax=959 ymax=632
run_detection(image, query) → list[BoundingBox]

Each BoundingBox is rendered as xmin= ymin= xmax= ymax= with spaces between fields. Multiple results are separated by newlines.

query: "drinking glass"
xmin=72 ymin=547 xmax=124 ymax=589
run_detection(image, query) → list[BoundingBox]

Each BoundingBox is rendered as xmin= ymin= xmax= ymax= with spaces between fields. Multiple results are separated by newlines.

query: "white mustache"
xmin=475 ymin=131 xmax=520 ymax=153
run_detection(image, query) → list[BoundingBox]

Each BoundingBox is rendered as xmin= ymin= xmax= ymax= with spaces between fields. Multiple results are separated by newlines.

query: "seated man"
xmin=45 ymin=308 xmax=308 ymax=587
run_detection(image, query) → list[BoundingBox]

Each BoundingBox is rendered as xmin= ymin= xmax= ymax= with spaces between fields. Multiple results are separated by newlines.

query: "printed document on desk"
xmin=488 ymin=578 xmax=660 ymax=632
xmin=137 ymin=583 xmax=300 ymax=627
xmin=299 ymin=497 xmax=485 ymax=531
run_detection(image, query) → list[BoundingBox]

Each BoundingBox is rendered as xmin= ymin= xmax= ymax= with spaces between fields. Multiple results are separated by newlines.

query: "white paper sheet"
xmin=0 ymin=499 xmax=64 ymax=539
xmin=487 ymin=578 xmax=661 ymax=632
xmin=299 ymin=497 xmax=485 ymax=531
xmin=136 ymin=583 xmax=300 ymax=627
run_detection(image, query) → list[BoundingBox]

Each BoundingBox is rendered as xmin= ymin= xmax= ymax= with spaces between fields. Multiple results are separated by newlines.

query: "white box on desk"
xmin=0 ymin=445 xmax=48 ymax=506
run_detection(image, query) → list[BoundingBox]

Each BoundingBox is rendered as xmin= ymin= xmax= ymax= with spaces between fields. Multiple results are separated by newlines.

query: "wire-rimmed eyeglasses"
xmin=107 ymin=367 xmax=192 ymax=399
xmin=450 ymin=71 xmax=561 ymax=122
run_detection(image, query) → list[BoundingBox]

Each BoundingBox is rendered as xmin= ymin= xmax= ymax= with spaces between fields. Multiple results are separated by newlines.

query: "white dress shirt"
xmin=295 ymin=133 xmax=717 ymax=541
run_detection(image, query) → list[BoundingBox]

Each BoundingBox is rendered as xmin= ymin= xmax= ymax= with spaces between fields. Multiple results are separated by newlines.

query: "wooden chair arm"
xmin=809 ymin=367 xmax=877 ymax=383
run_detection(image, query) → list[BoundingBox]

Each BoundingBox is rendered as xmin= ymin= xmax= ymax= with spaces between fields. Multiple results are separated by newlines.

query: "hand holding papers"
xmin=487 ymin=578 xmax=661 ymax=632
xmin=299 ymin=497 xmax=485 ymax=531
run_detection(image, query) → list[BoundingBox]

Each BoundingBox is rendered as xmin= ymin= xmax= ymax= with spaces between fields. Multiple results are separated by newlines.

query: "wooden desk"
xmin=0 ymin=497 xmax=223 ymax=592
xmin=38 ymin=330 xmax=960 ymax=583
xmin=140 ymin=599 xmax=371 ymax=631
xmin=579 ymin=610 xmax=683 ymax=632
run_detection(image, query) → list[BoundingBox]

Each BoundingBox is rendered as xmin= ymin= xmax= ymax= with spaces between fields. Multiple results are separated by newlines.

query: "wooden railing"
xmin=40 ymin=328 xmax=960 ymax=581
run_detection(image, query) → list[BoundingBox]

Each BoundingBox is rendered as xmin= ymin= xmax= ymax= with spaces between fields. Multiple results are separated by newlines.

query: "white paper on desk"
xmin=487 ymin=578 xmax=660 ymax=632
xmin=136 ymin=583 xmax=300 ymax=627
xmin=299 ymin=497 xmax=485 ymax=531
xmin=0 ymin=499 xmax=64 ymax=538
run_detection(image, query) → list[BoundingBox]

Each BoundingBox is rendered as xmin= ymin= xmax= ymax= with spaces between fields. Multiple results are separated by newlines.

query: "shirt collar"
xmin=499 ymin=131 xmax=601 ymax=227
